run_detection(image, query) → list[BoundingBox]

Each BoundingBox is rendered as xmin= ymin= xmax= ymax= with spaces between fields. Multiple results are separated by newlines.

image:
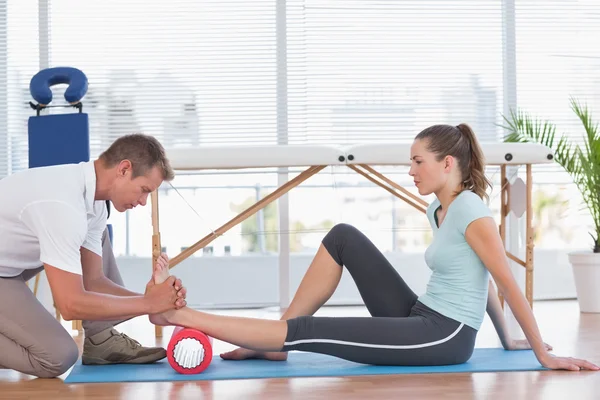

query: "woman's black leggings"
xmin=280 ymin=223 xmax=478 ymax=366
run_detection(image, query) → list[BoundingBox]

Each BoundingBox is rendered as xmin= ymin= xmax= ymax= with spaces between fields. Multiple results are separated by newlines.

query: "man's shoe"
xmin=82 ymin=328 xmax=167 ymax=365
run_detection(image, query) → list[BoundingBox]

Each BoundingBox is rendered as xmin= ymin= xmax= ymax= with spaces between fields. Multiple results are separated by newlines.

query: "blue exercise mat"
xmin=64 ymin=348 xmax=546 ymax=383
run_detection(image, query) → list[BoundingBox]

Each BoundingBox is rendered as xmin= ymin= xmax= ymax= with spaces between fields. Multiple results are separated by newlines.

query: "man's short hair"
xmin=99 ymin=133 xmax=175 ymax=181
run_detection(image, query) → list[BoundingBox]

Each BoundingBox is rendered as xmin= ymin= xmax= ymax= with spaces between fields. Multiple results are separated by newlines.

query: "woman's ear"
xmin=444 ymin=155 xmax=454 ymax=172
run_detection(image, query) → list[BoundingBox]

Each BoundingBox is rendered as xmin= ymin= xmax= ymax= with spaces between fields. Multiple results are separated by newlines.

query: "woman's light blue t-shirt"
xmin=417 ymin=190 xmax=493 ymax=331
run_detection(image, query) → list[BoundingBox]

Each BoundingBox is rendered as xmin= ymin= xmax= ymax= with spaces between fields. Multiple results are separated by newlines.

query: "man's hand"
xmin=143 ymin=276 xmax=179 ymax=314
xmin=174 ymin=278 xmax=187 ymax=307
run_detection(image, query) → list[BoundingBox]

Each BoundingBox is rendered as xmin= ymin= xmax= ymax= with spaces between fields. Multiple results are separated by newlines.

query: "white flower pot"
xmin=569 ymin=251 xmax=600 ymax=313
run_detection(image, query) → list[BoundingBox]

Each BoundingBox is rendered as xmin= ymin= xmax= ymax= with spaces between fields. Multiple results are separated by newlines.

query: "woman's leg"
xmin=156 ymin=300 xmax=476 ymax=366
xmin=151 ymin=265 xmax=288 ymax=352
xmin=223 ymin=223 xmax=418 ymax=360
xmin=319 ymin=223 xmax=418 ymax=317
xmin=156 ymin=223 xmax=419 ymax=360
xmin=280 ymin=303 xmax=477 ymax=366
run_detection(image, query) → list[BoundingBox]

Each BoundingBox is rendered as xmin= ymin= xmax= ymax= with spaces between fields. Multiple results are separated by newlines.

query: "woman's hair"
xmin=415 ymin=123 xmax=491 ymax=201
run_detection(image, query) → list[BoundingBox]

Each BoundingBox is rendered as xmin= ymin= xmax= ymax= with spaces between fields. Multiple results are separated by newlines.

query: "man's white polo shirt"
xmin=0 ymin=161 xmax=108 ymax=277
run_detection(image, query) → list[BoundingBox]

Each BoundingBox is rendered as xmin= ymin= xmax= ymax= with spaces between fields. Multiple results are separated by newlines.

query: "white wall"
xmin=31 ymin=249 xmax=579 ymax=313
xmin=117 ymin=249 xmax=578 ymax=309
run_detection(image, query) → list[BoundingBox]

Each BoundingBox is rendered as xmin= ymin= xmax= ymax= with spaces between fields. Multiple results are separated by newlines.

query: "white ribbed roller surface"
xmin=173 ymin=337 xmax=206 ymax=369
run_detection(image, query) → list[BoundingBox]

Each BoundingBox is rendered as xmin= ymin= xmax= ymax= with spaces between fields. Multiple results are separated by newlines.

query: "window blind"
xmin=3 ymin=1 xmax=597 ymax=177
xmin=0 ymin=0 xmax=39 ymax=178
xmin=0 ymin=0 xmax=279 ymax=178
xmin=2 ymin=0 xmax=506 ymax=179
xmin=515 ymin=0 xmax=600 ymax=176
xmin=0 ymin=0 xmax=600 ymax=176
xmin=286 ymin=0 xmax=504 ymax=145
xmin=513 ymin=0 xmax=600 ymax=243
xmin=56 ymin=0 xmax=279 ymax=152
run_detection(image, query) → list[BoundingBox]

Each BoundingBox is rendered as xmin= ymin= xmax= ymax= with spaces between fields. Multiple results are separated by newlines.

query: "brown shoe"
xmin=82 ymin=328 xmax=167 ymax=365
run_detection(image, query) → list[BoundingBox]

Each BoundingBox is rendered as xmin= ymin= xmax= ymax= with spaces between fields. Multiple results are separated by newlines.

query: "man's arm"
xmin=20 ymin=200 xmax=180 ymax=321
xmin=44 ymin=262 xmax=178 ymax=321
xmin=79 ymin=202 xmax=137 ymax=296
xmin=80 ymin=247 xmax=188 ymax=301
xmin=80 ymin=247 xmax=141 ymax=297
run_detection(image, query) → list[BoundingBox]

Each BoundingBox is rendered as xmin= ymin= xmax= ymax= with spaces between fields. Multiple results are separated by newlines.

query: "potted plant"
xmin=502 ymin=97 xmax=600 ymax=312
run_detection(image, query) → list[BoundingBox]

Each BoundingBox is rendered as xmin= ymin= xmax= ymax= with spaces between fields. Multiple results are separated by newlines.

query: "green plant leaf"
xmin=501 ymin=98 xmax=600 ymax=252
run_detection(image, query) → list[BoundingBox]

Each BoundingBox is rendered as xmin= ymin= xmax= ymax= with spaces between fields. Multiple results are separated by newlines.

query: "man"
xmin=80 ymin=222 xmax=180 ymax=367
xmin=0 ymin=134 xmax=186 ymax=378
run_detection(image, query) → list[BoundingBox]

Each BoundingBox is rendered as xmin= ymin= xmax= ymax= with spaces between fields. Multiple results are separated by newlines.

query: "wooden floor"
xmin=2 ymin=299 xmax=600 ymax=399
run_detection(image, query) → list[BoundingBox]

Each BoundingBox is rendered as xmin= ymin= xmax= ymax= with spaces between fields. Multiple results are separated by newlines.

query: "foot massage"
xmin=0 ymin=67 xmax=598 ymax=383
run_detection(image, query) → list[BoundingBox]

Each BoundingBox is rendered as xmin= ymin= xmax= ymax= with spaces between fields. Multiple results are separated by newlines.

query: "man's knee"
xmin=35 ymin=337 xmax=79 ymax=378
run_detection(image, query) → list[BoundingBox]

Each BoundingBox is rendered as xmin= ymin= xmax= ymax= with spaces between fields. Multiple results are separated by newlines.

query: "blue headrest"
xmin=29 ymin=67 xmax=88 ymax=105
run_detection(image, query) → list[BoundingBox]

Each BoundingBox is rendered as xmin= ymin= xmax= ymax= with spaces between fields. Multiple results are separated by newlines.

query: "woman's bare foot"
xmin=149 ymin=253 xmax=179 ymax=326
xmin=153 ymin=253 xmax=171 ymax=284
xmin=149 ymin=310 xmax=176 ymax=326
xmin=220 ymin=347 xmax=288 ymax=361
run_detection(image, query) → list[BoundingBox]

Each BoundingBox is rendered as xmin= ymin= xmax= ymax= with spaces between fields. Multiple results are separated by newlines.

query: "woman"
xmin=151 ymin=123 xmax=598 ymax=371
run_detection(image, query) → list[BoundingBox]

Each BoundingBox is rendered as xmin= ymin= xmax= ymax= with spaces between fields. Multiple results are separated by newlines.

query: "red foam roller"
xmin=167 ymin=326 xmax=213 ymax=374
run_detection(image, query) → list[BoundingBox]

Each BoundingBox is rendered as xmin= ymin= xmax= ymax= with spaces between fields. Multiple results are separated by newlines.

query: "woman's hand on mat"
xmin=506 ymin=339 xmax=552 ymax=351
xmin=538 ymin=353 xmax=600 ymax=371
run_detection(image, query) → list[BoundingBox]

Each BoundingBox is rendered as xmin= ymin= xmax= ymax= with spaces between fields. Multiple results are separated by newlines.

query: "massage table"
xmin=151 ymin=142 xmax=554 ymax=337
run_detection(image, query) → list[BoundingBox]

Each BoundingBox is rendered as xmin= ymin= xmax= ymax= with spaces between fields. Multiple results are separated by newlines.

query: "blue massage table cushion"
xmin=28 ymin=67 xmax=90 ymax=169
xmin=29 ymin=66 xmax=88 ymax=106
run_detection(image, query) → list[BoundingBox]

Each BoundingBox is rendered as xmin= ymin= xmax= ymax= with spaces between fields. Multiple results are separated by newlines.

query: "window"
xmin=515 ymin=0 xmax=600 ymax=249
xmin=1 ymin=0 xmax=598 ymax=257
xmin=286 ymin=0 xmax=504 ymax=145
xmin=0 ymin=0 xmax=38 ymax=178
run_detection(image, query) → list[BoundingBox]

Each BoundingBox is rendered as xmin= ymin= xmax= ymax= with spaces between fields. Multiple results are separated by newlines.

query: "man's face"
xmin=111 ymin=161 xmax=163 ymax=212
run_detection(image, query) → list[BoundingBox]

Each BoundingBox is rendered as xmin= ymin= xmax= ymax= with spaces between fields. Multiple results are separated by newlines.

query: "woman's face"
xmin=408 ymin=138 xmax=449 ymax=196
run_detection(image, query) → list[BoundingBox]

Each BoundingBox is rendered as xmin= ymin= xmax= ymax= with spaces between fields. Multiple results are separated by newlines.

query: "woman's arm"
xmin=486 ymin=279 xmax=511 ymax=349
xmin=486 ymin=279 xmax=552 ymax=351
xmin=466 ymin=217 xmax=598 ymax=371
